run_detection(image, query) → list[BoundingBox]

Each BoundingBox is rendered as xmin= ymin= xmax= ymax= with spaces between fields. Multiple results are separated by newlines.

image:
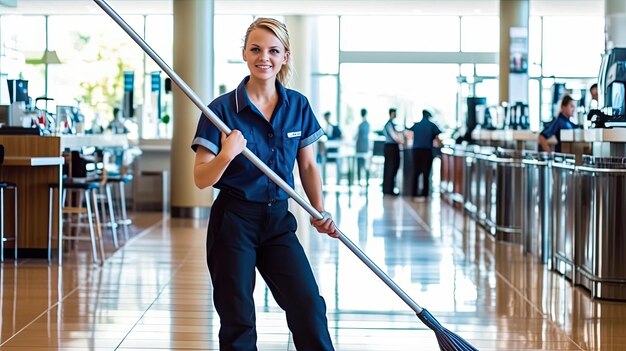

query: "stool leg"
xmin=48 ymin=187 xmax=53 ymax=263
xmin=118 ymin=182 xmax=130 ymax=241
xmin=1 ymin=187 xmax=4 ymax=262
xmin=105 ymin=184 xmax=119 ymax=249
xmin=90 ymin=189 xmax=106 ymax=265
xmin=84 ymin=190 xmax=99 ymax=264
xmin=162 ymin=171 xmax=169 ymax=216
xmin=13 ymin=186 xmax=17 ymax=261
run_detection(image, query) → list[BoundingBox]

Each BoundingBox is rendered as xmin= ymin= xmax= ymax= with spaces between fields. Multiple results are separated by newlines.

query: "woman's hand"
xmin=220 ymin=131 xmax=247 ymax=161
xmin=311 ymin=211 xmax=339 ymax=238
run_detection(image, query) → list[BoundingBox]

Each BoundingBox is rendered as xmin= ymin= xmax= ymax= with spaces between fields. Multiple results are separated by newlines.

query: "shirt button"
xmin=271 ymin=148 xmax=275 ymax=152
xmin=268 ymin=132 xmax=274 ymax=138
xmin=269 ymin=159 xmax=274 ymax=164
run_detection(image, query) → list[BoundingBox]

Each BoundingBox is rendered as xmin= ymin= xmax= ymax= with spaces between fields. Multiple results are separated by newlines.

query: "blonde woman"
xmin=192 ymin=18 xmax=336 ymax=350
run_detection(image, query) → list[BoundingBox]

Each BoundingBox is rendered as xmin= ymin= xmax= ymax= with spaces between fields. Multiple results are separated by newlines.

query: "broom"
xmin=93 ymin=1 xmax=479 ymax=350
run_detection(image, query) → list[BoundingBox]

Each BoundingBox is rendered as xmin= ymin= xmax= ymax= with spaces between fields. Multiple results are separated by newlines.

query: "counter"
xmin=0 ymin=135 xmax=63 ymax=256
xmin=471 ymin=129 xmax=540 ymax=150
xmin=561 ymin=129 xmax=626 ymax=143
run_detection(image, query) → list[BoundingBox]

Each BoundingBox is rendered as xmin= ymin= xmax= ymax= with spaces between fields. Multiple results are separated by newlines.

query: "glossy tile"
xmin=1 ymin=182 xmax=625 ymax=350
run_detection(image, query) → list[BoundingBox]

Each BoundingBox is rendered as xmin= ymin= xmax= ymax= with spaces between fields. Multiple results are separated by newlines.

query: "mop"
xmin=93 ymin=1 xmax=479 ymax=350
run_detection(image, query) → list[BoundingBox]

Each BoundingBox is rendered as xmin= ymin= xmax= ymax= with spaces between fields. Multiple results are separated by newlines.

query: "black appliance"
xmin=588 ymin=47 xmax=626 ymax=128
xmin=464 ymin=97 xmax=487 ymax=141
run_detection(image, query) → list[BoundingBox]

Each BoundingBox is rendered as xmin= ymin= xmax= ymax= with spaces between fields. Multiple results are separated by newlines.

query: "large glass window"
xmin=461 ymin=16 xmax=499 ymax=52
xmin=214 ymin=15 xmax=254 ymax=95
xmin=542 ymin=16 xmax=604 ymax=77
xmin=340 ymin=16 xmax=461 ymax=52
xmin=48 ymin=14 xmax=145 ymax=132
xmin=1 ymin=15 xmax=45 ymax=104
xmin=340 ymin=63 xmax=459 ymax=138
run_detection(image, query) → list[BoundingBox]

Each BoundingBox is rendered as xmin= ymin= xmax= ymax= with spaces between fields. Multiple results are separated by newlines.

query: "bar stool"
xmin=76 ymin=149 xmax=120 ymax=249
xmin=48 ymin=179 xmax=105 ymax=265
xmin=0 ymin=144 xmax=18 ymax=262
xmin=105 ymin=173 xmax=133 ymax=241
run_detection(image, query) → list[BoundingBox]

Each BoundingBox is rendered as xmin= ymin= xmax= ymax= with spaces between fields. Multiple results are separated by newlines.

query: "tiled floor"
xmin=1 ymin=181 xmax=626 ymax=350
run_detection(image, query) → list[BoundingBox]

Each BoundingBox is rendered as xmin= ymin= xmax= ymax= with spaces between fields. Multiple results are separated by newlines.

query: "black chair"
xmin=0 ymin=144 xmax=18 ymax=262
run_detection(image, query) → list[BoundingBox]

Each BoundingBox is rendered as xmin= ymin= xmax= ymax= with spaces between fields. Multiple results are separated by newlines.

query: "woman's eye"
xmin=251 ymin=48 xmax=260 ymax=52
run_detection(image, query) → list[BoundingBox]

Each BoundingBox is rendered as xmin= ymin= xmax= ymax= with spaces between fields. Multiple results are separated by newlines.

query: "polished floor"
xmin=1 ymin=177 xmax=626 ymax=350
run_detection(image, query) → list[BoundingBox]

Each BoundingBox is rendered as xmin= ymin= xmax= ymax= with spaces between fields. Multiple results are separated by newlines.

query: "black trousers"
xmin=410 ymin=148 xmax=434 ymax=197
xmin=382 ymin=143 xmax=400 ymax=194
xmin=207 ymin=192 xmax=334 ymax=351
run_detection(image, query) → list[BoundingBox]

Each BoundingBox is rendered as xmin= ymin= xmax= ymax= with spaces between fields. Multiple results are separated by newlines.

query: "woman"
xmin=192 ymin=18 xmax=336 ymax=350
xmin=538 ymin=94 xmax=577 ymax=152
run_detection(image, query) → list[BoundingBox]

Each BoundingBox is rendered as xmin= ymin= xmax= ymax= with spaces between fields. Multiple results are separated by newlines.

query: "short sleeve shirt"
xmin=191 ymin=76 xmax=324 ymax=203
xmin=383 ymin=120 xmax=399 ymax=144
xmin=409 ymin=118 xmax=442 ymax=149
xmin=540 ymin=113 xmax=577 ymax=152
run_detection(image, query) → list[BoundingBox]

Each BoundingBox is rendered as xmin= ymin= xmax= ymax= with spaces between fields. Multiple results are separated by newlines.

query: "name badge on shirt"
xmin=287 ymin=131 xmax=301 ymax=138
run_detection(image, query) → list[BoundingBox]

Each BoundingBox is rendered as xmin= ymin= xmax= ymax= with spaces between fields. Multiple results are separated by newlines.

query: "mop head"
xmin=417 ymin=309 xmax=479 ymax=351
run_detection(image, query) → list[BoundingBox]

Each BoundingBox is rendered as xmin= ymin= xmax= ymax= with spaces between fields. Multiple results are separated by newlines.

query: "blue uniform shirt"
xmin=540 ymin=113 xmax=577 ymax=152
xmin=191 ymin=76 xmax=324 ymax=203
xmin=409 ymin=118 xmax=441 ymax=149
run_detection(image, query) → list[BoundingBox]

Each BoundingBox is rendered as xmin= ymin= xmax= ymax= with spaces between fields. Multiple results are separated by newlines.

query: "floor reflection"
xmin=1 ymin=186 xmax=626 ymax=349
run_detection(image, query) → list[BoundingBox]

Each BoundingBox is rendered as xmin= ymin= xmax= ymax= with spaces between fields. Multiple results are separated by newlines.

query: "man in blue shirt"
xmin=406 ymin=109 xmax=442 ymax=200
xmin=539 ymin=95 xmax=577 ymax=152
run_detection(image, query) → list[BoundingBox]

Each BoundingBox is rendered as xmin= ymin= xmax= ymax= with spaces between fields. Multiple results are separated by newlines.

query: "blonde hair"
xmin=243 ymin=17 xmax=293 ymax=86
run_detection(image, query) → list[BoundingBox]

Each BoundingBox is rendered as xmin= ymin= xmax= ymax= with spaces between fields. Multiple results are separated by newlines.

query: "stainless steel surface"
xmin=464 ymin=145 xmax=480 ymax=215
xmin=494 ymin=148 xmax=523 ymax=243
xmin=476 ymin=147 xmax=495 ymax=229
xmin=521 ymin=152 xmax=552 ymax=266
xmin=551 ymin=154 xmax=577 ymax=281
xmin=576 ymin=156 xmax=626 ymax=300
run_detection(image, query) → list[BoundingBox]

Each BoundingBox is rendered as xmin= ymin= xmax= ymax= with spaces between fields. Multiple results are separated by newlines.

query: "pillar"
xmin=499 ymin=0 xmax=529 ymax=104
xmin=284 ymin=16 xmax=312 ymax=97
xmin=605 ymin=0 xmax=626 ymax=49
xmin=171 ymin=0 xmax=214 ymax=218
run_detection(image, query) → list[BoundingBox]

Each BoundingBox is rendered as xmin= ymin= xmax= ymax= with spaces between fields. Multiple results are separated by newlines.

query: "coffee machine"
xmin=588 ymin=47 xmax=626 ymax=128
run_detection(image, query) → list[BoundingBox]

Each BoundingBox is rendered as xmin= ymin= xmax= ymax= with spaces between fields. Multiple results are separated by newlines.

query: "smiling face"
xmin=242 ymin=27 xmax=289 ymax=82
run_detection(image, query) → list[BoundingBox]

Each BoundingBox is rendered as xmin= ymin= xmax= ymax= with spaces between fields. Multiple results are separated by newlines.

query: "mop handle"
xmin=93 ymin=0 xmax=423 ymax=315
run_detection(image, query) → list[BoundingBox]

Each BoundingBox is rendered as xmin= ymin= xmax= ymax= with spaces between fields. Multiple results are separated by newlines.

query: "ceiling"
xmin=0 ymin=0 xmax=605 ymax=17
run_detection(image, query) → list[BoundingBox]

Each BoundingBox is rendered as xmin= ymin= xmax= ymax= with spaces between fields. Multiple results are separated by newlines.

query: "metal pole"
xmin=93 ymin=0 xmax=424 ymax=315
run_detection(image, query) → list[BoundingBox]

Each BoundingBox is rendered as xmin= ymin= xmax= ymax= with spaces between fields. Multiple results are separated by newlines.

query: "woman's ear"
xmin=283 ymin=51 xmax=290 ymax=65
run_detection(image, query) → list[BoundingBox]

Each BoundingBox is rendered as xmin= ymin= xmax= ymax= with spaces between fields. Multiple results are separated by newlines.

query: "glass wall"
xmin=0 ymin=8 xmax=606 ymax=139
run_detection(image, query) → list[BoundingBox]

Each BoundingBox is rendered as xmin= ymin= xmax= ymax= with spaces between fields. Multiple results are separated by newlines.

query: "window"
xmin=340 ymin=16 xmax=461 ymax=52
xmin=461 ymin=16 xmax=499 ymax=52
xmin=542 ymin=16 xmax=604 ymax=77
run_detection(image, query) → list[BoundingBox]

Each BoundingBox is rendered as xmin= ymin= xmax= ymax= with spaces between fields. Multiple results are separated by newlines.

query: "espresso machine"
xmin=588 ymin=47 xmax=626 ymax=128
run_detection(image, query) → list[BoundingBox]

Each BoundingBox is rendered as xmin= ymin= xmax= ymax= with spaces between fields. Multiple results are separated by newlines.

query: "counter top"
xmin=471 ymin=129 xmax=539 ymax=142
xmin=60 ymin=134 xmax=129 ymax=150
xmin=4 ymin=156 xmax=64 ymax=166
xmin=561 ymin=129 xmax=626 ymax=143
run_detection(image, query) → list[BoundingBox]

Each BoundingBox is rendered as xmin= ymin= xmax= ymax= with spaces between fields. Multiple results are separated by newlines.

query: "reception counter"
xmin=0 ymin=133 xmax=131 ymax=257
xmin=0 ymin=135 xmax=63 ymax=256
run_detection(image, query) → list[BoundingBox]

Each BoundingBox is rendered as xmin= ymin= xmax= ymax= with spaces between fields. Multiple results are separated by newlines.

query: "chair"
xmin=0 ymin=144 xmax=18 ymax=262
xmin=48 ymin=179 xmax=105 ymax=265
xmin=47 ymin=151 xmax=107 ymax=265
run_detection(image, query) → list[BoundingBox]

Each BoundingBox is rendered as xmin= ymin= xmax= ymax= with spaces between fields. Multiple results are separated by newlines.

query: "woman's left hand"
xmin=311 ymin=211 xmax=339 ymax=238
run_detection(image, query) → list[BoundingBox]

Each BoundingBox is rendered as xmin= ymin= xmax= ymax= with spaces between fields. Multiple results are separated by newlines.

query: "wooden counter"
xmin=0 ymin=136 xmax=63 ymax=256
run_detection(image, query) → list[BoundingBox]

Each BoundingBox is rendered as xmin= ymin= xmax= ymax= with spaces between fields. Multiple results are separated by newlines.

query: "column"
xmin=499 ymin=0 xmax=529 ymax=105
xmin=605 ymin=0 xmax=626 ymax=49
xmin=170 ymin=0 xmax=214 ymax=218
xmin=284 ymin=16 xmax=313 ymax=97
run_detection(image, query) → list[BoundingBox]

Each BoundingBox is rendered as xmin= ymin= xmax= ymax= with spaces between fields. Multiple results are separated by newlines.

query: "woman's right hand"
xmin=220 ymin=130 xmax=247 ymax=161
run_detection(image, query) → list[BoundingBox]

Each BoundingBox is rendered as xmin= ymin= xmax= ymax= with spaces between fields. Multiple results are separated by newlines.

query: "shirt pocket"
xmin=281 ymin=132 xmax=301 ymax=165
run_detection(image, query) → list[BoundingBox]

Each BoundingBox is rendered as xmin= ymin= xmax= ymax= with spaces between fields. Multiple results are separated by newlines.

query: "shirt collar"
xmin=234 ymin=76 xmax=289 ymax=114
